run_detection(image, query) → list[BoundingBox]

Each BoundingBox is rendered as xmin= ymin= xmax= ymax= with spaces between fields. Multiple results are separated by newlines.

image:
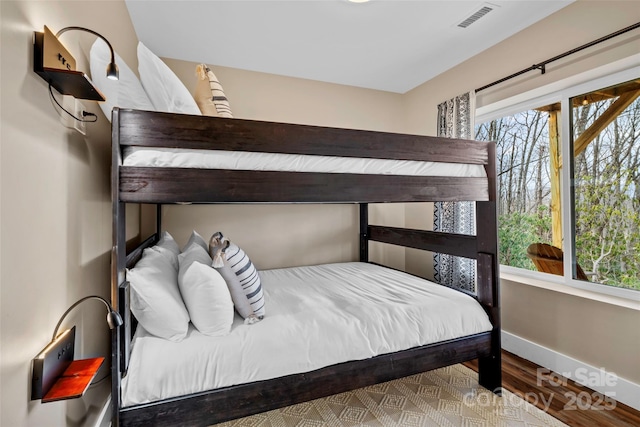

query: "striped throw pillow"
xmin=194 ymin=64 xmax=233 ymax=118
xmin=209 ymin=232 xmax=264 ymax=320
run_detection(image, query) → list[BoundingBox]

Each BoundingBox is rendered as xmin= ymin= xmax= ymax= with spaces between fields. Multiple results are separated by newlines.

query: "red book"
xmin=42 ymin=357 xmax=105 ymax=403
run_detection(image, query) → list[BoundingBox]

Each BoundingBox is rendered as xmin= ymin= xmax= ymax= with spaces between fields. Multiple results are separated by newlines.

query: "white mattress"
xmin=121 ymin=262 xmax=492 ymax=406
xmin=122 ymin=147 xmax=487 ymax=177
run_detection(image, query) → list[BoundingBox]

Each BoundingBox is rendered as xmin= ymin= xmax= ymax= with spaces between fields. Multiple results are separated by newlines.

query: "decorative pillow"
xmin=183 ymin=230 xmax=208 ymax=253
xmin=178 ymin=244 xmax=233 ymax=336
xmin=127 ymin=246 xmax=190 ymax=342
xmin=137 ymin=41 xmax=201 ymax=115
xmin=89 ymin=39 xmax=155 ymax=122
xmin=193 ymin=65 xmax=218 ymax=117
xmin=193 ymin=64 xmax=233 ymax=118
xmin=209 ymin=237 xmax=258 ymax=323
xmin=209 ymin=232 xmax=265 ymax=320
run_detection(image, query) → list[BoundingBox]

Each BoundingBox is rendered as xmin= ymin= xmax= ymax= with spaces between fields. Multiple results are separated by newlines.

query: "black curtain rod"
xmin=475 ymin=22 xmax=640 ymax=93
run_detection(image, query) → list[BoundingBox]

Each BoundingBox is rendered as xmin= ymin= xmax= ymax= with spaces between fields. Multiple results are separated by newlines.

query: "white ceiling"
xmin=125 ymin=0 xmax=574 ymax=94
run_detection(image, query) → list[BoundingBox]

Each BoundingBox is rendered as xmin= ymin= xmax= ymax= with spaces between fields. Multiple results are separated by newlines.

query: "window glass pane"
xmin=476 ymin=108 xmax=556 ymax=270
xmin=571 ymin=80 xmax=640 ymax=291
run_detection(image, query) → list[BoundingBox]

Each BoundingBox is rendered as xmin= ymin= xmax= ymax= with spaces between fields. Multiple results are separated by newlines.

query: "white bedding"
xmin=122 ymin=147 xmax=487 ymax=177
xmin=121 ymin=262 xmax=492 ymax=406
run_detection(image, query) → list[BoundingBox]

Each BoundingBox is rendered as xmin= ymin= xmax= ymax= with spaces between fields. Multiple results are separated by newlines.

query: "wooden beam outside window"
xmin=548 ymin=110 xmax=562 ymax=249
xmin=573 ymin=89 xmax=640 ymax=157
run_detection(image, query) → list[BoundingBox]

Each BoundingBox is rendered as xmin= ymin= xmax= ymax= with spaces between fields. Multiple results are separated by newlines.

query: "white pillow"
xmin=137 ymin=41 xmax=201 ymax=115
xmin=178 ymin=244 xmax=233 ymax=336
xmin=183 ymin=230 xmax=208 ymax=252
xmin=157 ymin=231 xmax=180 ymax=256
xmin=89 ymin=39 xmax=155 ymax=122
xmin=128 ymin=246 xmax=190 ymax=342
xmin=153 ymin=231 xmax=180 ymax=271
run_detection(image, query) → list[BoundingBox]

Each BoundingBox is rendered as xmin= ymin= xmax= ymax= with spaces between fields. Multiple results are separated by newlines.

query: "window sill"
xmin=500 ymin=266 xmax=640 ymax=311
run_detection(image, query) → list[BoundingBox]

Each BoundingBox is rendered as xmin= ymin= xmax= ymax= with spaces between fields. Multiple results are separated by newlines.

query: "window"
xmin=475 ymin=108 xmax=554 ymax=270
xmin=475 ymin=75 xmax=640 ymax=296
xmin=571 ymin=81 xmax=640 ymax=291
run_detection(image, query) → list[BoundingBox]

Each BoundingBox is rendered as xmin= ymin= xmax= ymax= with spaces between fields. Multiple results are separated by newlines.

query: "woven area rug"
xmin=213 ymin=364 xmax=568 ymax=427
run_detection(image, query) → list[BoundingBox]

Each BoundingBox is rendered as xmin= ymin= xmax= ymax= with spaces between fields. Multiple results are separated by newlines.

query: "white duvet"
xmin=121 ymin=262 xmax=492 ymax=406
xmin=122 ymin=147 xmax=487 ymax=177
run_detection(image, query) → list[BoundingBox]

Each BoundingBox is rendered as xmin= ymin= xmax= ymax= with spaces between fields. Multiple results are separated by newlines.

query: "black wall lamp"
xmin=31 ymin=296 xmax=122 ymax=402
xmin=33 ymin=25 xmax=119 ymax=101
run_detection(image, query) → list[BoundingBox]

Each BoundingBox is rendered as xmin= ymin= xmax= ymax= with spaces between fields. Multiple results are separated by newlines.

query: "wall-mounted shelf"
xmin=33 ymin=26 xmax=106 ymax=101
xmin=32 ymin=326 xmax=105 ymax=402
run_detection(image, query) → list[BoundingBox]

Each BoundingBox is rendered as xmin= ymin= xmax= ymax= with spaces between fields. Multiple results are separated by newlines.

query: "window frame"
xmin=476 ymin=54 xmax=640 ymax=302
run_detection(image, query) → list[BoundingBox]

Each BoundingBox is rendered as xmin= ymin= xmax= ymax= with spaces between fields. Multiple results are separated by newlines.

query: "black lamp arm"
xmin=52 ymin=295 xmax=123 ymax=341
xmin=55 ymin=26 xmax=119 ymax=80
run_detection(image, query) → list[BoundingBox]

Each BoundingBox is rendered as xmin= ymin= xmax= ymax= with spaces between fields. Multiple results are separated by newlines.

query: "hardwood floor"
xmin=464 ymin=351 xmax=640 ymax=427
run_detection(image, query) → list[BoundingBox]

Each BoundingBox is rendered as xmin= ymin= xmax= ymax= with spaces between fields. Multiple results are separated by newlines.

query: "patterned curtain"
xmin=433 ymin=92 xmax=476 ymax=293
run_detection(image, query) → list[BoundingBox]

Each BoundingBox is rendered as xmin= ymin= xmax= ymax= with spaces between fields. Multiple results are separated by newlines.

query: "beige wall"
xmin=2 ymin=1 xmax=639 ymax=426
xmin=502 ymin=279 xmax=640 ymax=381
xmin=161 ymin=58 xmax=406 ymax=270
xmin=404 ymin=0 xmax=640 ymax=384
xmin=0 ymin=2 xmax=138 ymax=426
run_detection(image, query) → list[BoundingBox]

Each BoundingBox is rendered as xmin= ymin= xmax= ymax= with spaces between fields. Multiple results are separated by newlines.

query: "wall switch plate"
xmin=59 ymin=94 xmax=74 ymax=128
xmin=73 ymin=99 xmax=86 ymax=135
xmin=59 ymin=96 xmax=86 ymax=135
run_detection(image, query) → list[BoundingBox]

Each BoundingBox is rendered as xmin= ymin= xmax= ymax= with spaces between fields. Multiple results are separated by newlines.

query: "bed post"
xmin=156 ymin=204 xmax=162 ymax=237
xmin=476 ymin=141 xmax=501 ymax=394
xmin=359 ymin=203 xmax=368 ymax=262
xmin=476 ymin=204 xmax=501 ymax=394
xmin=111 ymin=202 xmax=125 ymax=427
xmin=111 ymin=108 xmax=124 ymax=426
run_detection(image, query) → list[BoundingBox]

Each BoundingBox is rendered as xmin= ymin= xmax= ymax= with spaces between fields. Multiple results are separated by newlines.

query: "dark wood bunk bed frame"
xmin=110 ymin=108 xmax=501 ymax=427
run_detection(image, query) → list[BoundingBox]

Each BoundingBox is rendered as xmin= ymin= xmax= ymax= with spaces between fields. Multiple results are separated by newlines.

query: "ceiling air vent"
xmin=457 ymin=5 xmax=493 ymax=28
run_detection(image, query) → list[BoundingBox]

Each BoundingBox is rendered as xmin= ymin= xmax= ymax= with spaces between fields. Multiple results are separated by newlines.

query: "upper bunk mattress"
xmin=121 ymin=262 xmax=492 ymax=406
xmin=122 ymin=147 xmax=487 ymax=177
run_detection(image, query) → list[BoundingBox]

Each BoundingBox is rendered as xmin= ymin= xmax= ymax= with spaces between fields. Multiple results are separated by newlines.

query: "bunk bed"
xmin=110 ymin=108 xmax=501 ymax=427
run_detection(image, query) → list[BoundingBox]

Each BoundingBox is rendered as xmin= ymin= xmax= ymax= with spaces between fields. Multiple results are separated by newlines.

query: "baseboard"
xmin=94 ymin=395 xmax=111 ymax=427
xmin=502 ymin=330 xmax=640 ymax=411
